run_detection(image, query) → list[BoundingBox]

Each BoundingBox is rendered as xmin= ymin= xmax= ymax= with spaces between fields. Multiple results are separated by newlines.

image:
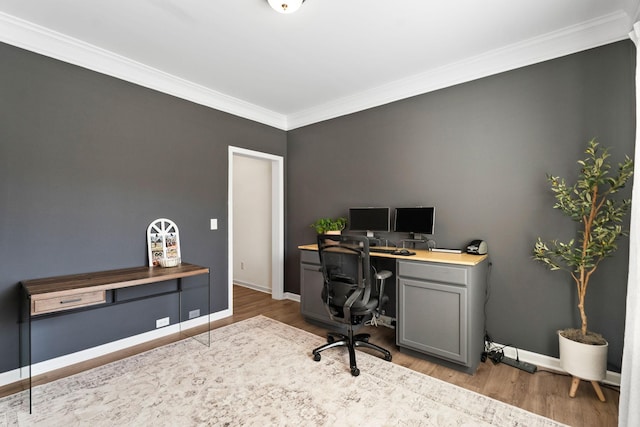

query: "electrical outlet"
xmin=189 ymin=309 xmax=200 ymax=319
xmin=156 ymin=317 xmax=170 ymax=328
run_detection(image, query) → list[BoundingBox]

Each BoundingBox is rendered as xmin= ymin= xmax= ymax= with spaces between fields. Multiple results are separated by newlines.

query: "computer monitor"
xmin=394 ymin=207 xmax=435 ymax=238
xmin=348 ymin=207 xmax=390 ymax=237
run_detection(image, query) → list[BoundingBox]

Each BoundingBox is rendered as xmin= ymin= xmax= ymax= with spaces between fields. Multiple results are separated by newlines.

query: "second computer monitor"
xmin=348 ymin=207 xmax=390 ymax=237
xmin=394 ymin=207 xmax=435 ymax=238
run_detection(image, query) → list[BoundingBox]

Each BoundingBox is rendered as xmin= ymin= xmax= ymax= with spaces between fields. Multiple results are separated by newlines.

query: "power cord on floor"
xmin=482 ymin=333 xmax=508 ymax=364
xmin=482 ymin=333 xmax=537 ymax=373
xmin=365 ymin=314 xmax=379 ymax=327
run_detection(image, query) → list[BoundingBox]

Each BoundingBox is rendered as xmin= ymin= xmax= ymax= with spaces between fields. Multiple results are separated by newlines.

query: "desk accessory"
xmin=147 ymin=218 xmax=182 ymax=266
xmin=466 ymin=240 xmax=487 ymax=255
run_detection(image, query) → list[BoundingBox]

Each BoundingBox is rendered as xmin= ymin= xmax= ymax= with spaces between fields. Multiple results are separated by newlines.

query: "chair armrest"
xmin=375 ymin=270 xmax=392 ymax=280
xmin=343 ymin=287 xmax=363 ymax=320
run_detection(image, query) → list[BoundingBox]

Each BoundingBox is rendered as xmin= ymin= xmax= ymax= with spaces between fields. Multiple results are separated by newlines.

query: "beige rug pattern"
xmin=0 ymin=316 xmax=567 ymax=426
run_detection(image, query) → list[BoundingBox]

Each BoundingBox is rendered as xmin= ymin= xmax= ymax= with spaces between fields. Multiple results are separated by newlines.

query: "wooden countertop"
xmin=298 ymin=244 xmax=488 ymax=266
xmin=22 ymin=263 xmax=209 ymax=299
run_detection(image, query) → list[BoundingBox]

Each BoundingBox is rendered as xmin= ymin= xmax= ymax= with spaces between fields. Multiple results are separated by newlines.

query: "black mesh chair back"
xmin=312 ymin=234 xmax=392 ymax=376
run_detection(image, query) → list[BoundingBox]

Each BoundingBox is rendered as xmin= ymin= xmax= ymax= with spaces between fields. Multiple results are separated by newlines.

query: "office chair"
xmin=312 ymin=234 xmax=392 ymax=376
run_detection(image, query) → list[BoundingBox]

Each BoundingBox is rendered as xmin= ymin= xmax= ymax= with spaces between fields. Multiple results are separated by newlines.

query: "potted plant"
xmin=533 ymin=139 xmax=633 ymax=400
xmin=310 ymin=217 xmax=347 ymax=235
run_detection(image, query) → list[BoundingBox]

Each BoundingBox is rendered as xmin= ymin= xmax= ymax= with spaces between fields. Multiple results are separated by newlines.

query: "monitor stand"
xmin=401 ymin=238 xmax=426 ymax=249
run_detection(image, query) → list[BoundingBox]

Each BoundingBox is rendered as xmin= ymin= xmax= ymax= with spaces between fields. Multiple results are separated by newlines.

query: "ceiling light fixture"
xmin=267 ymin=0 xmax=304 ymax=14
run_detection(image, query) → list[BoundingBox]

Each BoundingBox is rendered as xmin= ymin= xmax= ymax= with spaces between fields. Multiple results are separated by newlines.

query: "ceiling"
xmin=0 ymin=1 xmax=638 ymax=130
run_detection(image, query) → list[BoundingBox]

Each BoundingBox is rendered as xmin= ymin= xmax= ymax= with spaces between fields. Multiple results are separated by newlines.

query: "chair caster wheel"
xmin=384 ymin=354 xmax=392 ymax=362
xmin=313 ymin=353 xmax=321 ymax=362
xmin=327 ymin=336 xmax=335 ymax=344
xmin=351 ymin=367 xmax=360 ymax=376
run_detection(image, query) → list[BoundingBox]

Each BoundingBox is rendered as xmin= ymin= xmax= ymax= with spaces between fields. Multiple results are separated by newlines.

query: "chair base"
xmin=312 ymin=329 xmax=392 ymax=376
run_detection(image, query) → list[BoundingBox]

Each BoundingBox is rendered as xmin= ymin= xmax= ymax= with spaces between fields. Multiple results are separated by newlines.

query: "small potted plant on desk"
xmin=310 ymin=217 xmax=347 ymax=235
xmin=533 ymin=139 xmax=633 ymax=402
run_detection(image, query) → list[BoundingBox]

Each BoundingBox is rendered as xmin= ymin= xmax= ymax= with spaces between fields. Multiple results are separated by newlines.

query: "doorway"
xmin=228 ymin=147 xmax=284 ymax=313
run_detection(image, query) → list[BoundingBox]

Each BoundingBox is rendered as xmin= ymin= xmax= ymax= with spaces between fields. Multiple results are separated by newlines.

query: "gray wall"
xmin=0 ymin=42 xmax=286 ymax=372
xmin=285 ymin=41 xmax=636 ymax=371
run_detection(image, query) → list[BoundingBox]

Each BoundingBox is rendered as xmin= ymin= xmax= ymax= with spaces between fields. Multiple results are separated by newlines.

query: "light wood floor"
xmin=1 ymin=285 xmax=619 ymax=426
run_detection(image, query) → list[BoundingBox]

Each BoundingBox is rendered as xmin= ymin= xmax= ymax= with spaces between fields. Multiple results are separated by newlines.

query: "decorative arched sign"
xmin=147 ymin=218 xmax=181 ymax=267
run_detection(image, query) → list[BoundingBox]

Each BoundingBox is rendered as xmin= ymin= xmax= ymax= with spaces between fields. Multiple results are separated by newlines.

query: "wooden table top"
xmin=298 ymin=244 xmax=487 ymax=266
xmin=21 ymin=263 xmax=209 ymax=298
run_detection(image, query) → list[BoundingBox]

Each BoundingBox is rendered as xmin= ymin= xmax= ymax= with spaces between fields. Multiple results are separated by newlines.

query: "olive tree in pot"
xmin=533 ymin=139 xmax=633 ymax=401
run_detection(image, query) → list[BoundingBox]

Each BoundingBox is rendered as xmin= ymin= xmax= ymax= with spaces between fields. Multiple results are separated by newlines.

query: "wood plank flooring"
xmin=1 ymin=285 xmax=619 ymax=426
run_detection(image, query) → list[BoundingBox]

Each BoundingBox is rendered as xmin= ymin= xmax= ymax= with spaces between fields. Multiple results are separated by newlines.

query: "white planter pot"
xmin=558 ymin=331 xmax=608 ymax=381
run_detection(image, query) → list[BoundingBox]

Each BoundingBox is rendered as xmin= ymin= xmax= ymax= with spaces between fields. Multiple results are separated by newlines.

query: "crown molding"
xmin=0 ymin=10 xmax=632 ymax=132
xmin=0 ymin=12 xmax=288 ymax=130
xmin=286 ymin=10 xmax=632 ymax=130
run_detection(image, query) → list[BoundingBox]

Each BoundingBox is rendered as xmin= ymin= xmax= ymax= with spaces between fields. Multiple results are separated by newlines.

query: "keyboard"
xmin=370 ymin=247 xmax=416 ymax=256
xmin=369 ymin=247 xmax=397 ymax=253
xmin=431 ymin=248 xmax=463 ymax=254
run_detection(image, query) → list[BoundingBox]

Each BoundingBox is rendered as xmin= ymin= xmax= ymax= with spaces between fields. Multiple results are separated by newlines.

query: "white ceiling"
xmin=0 ymin=0 xmax=638 ymax=130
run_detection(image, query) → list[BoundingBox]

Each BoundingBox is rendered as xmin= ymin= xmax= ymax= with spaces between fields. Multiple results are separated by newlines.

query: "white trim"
xmin=497 ymin=343 xmax=621 ymax=387
xmin=0 ymin=10 xmax=633 ymax=131
xmin=284 ymin=292 xmax=300 ymax=303
xmin=228 ymin=146 xmax=285 ymax=311
xmin=234 ymin=280 xmax=271 ymax=294
xmin=286 ymin=11 xmax=631 ymax=129
xmin=0 ymin=12 xmax=287 ymax=130
xmin=0 ymin=310 xmax=231 ymax=387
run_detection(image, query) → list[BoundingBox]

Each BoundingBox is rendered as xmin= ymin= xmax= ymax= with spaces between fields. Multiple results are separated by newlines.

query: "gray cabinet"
xmin=397 ymin=259 xmax=488 ymax=374
xmin=299 ymin=250 xmax=331 ymax=325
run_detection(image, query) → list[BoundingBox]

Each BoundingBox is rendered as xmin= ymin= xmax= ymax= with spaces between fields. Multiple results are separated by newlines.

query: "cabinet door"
xmin=300 ymin=263 xmax=331 ymax=324
xmin=398 ymin=278 xmax=468 ymax=364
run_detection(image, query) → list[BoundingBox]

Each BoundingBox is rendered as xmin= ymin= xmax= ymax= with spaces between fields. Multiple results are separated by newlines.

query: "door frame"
xmin=228 ymin=146 xmax=284 ymax=312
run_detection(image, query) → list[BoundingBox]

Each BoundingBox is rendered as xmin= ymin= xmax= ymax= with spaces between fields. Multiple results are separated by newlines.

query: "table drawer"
xmin=397 ymin=261 xmax=468 ymax=285
xmin=32 ymin=290 xmax=106 ymax=315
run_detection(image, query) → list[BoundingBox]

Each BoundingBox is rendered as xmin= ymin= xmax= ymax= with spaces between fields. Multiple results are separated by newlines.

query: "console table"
xmin=299 ymin=244 xmax=489 ymax=374
xmin=20 ymin=262 xmax=210 ymax=412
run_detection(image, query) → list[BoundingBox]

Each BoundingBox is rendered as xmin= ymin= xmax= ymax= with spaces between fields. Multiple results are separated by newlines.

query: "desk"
xmin=20 ymin=263 xmax=210 ymax=412
xmin=298 ymin=245 xmax=489 ymax=374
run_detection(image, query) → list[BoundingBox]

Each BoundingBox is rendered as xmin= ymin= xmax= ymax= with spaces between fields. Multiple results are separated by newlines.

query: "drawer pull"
xmin=61 ymin=298 xmax=82 ymax=304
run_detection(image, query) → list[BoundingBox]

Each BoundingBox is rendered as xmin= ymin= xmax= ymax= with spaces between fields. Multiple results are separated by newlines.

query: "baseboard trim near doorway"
xmin=234 ymin=281 xmax=271 ymax=294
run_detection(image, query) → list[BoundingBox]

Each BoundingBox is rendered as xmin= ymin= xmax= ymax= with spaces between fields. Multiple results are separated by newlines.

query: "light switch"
xmin=210 ymin=219 xmax=218 ymax=230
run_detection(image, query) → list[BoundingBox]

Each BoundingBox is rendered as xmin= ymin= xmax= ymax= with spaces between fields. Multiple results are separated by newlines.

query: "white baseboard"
xmin=496 ymin=343 xmax=621 ymax=386
xmin=233 ymin=283 xmax=300 ymax=302
xmin=233 ymin=280 xmax=271 ymax=294
xmin=284 ymin=292 xmax=300 ymax=303
xmin=0 ymin=309 xmax=232 ymax=388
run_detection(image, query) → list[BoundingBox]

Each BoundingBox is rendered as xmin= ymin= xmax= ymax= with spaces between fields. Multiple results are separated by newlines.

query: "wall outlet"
xmin=188 ymin=309 xmax=200 ymax=319
xmin=210 ymin=218 xmax=218 ymax=230
xmin=156 ymin=317 xmax=170 ymax=328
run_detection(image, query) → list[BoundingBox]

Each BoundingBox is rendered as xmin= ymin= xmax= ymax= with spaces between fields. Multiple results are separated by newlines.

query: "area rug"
xmin=0 ymin=316 xmax=566 ymax=426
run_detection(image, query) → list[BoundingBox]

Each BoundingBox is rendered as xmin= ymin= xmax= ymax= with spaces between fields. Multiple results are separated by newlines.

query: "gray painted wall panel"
xmin=0 ymin=42 xmax=286 ymax=373
xmin=286 ymin=41 xmax=635 ymax=371
xmin=0 ymin=38 xmax=634 ymax=376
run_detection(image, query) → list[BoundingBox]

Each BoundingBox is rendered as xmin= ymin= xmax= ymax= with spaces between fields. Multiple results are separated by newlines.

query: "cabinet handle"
xmin=60 ymin=298 xmax=82 ymax=304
